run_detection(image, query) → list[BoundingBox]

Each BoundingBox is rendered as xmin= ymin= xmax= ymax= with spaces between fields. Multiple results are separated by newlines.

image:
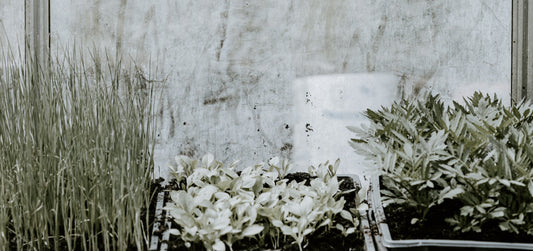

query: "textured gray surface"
xmin=292 ymin=73 xmax=400 ymax=174
xmin=0 ymin=1 xmax=23 ymax=55
xmin=4 ymin=1 xmax=511 ymax=176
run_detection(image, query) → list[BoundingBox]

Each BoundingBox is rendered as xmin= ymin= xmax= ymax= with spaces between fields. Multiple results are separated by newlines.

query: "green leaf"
xmin=280 ymin=225 xmax=295 ymax=235
xmin=346 ymin=126 xmax=360 ymax=133
xmin=346 ymin=228 xmax=356 ymax=234
xmin=475 ymin=205 xmax=486 ymax=214
xmin=303 ymin=228 xmax=314 ymax=236
xmin=201 ymin=153 xmax=215 ymax=168
xmin=272 ymin=220 xmax=284 ymax=228
xmin=197 ymin=185 xmax=219 ymax=202
xmin=499 ymin=222 xmax=510 ymax=232
xmin=490 ymin=208 xmax=505 ymax=218
xmin=340 ymin=210 xmax=353 ymax=222
xmin=318 ymin=219 xmax=331 ymax=228
xmin=430 ymin=171 xmax=443 ymax=181
xmin=392 ymin=130 xmax=412 ymax=144
xmin=168 ymin=229 xmax=180 ymax=236
xmin=465 ymin=172 xmax=484 ymax=180
xmin=350 ymin=138 xmax=367 ymax=144
xmin=509 ymin=180 xmax=525 ymax=187
xmin=460 ymin=206 xmax=474 ymax=216
xmin=242 ymin=225 xmax=264 ymax=236
xmin=498 ymin=179 xmax=511 ymax=187
xmin=268 ymin=157 xmax=279 ymax=166
xmin=440 ymin=164 xmax=461 ymax=176
xmin=213 ymin=239 xmax=226 ymax=251
xmin=410 ymin=180 xmax=425 ymax=186
xmin=438 ymin=187 xmax=464 ymax=203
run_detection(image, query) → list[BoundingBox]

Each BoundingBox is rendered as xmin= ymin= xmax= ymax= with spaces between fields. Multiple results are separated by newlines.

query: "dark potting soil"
xmin=381 ymin=188 xmax=533 ymax=243
xmin=160 ymin=172 xmax=364 ymax=251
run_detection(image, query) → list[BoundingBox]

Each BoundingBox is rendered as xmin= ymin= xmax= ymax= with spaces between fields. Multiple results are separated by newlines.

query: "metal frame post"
xmin=24 ymin=0 xmax=50 ymax=146
xmin=24 ymin=0 xmax=50 ymax=74
xmin=512 ymin=0 xmax=533 ymax=103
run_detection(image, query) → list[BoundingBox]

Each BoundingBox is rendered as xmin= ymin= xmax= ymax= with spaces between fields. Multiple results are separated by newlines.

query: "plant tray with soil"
xmin=368 ymin=176 xmax=533 ymax=251
xmin=350 ymin=92 xmax=533 ymax=250
xmin=149 ymin=155 xmax=374 ymax=251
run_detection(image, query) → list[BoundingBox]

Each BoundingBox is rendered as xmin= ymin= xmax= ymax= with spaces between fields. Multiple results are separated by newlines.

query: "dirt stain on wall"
xmin=203 ymin=95 xmax=233 ymax=105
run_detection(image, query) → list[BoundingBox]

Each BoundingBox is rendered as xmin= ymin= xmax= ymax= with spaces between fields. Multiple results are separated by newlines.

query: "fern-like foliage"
xmin=350 ymin=91 xmax=533 ymax=235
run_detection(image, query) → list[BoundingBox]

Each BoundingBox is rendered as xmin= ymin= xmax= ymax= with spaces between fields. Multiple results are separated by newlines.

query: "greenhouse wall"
xmin=3 ymin=0 xmax=511 ymax=174
xmin=0 ymin=1 xmax=23 ymax=55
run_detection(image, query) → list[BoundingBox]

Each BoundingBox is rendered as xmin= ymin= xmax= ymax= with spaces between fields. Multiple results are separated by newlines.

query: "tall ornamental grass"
xmin=0 ymin=47 xmax=157 ymax=251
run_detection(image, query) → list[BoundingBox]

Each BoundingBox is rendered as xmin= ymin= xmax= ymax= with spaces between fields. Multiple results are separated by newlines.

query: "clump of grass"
xmin=0 ymin=47 xmax=158 ymax=250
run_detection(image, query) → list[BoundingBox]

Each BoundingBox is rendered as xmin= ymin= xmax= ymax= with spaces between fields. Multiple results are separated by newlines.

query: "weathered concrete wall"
xmin=14 ymin=1 xmax=513 ymax=173
xmin=0 ymin=1 xmax=24 ymax=54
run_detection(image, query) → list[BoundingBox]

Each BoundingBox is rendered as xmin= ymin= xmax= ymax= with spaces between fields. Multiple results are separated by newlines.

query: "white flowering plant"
xmin=165 ymin=155 xmax=361 ymax=251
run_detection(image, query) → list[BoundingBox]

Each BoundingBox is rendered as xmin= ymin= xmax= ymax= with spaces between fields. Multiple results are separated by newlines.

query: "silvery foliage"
xmin=165 ymin=155 xmax=358 ymax=251
xmin=350 ymin=92 xmax=533 ymax=235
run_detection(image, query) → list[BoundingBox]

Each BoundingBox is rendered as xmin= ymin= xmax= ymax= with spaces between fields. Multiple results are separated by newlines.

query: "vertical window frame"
xmin=512 ymin=0 xmax=533 ymax=103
